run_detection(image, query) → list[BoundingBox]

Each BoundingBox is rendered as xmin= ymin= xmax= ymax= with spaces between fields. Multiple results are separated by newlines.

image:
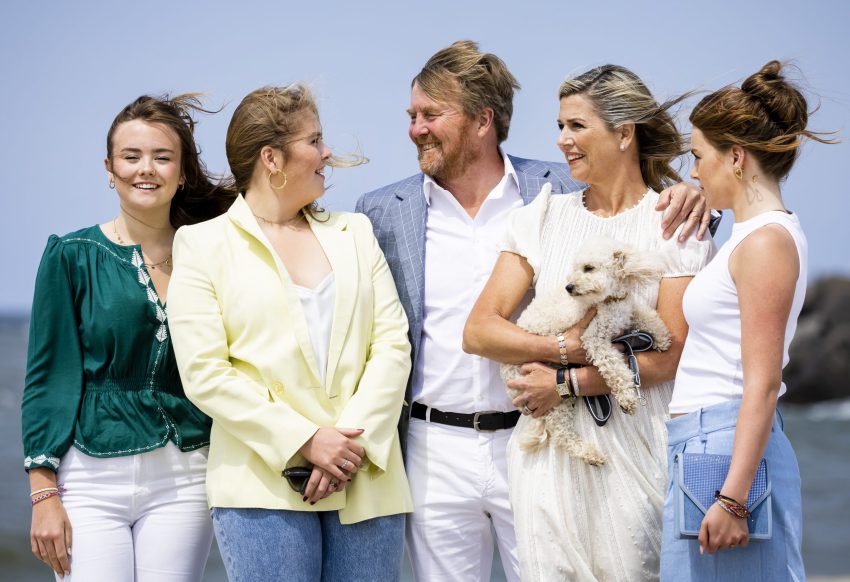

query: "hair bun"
xmin=741 ymin=60 xmax=807 ymax=131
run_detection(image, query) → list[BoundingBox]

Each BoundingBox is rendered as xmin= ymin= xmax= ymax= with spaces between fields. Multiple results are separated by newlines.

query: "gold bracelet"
xmin=556 ymin=334 xmax=569 ymax=366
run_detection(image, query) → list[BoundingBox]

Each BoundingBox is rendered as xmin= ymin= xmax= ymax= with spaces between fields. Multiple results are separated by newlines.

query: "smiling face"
xmin=106 ymin=119 xmax=183 ymax=212
xmin=690 ymin=127 xmax=735 ymax=210
xmin=280 ymin=112 xmax=332 ymax=203
xmin=556 ymin=94 xmax=623 ymax=187
xmin=407 ymin=82 xmax=478 ymax=181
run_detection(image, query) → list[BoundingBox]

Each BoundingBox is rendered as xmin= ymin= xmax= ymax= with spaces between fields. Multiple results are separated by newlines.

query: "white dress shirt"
xmin=412 ymin=154 xmax=524 ymax=414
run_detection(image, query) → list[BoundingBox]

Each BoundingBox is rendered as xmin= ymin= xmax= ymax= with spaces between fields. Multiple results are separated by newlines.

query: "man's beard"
xmin=417 ymin=125 xmax=476 ymax=182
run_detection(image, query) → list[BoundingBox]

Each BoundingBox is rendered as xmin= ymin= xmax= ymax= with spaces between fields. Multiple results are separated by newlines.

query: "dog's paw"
xmin=617 ymin=393 xmax=638 ymax=415
xmin=654 ymin=334 xmax=672 ymax=352
xmin=584 ymin=451 xmax=607 ymax=466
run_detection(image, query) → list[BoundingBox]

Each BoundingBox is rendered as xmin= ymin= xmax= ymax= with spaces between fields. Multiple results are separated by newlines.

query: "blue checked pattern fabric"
xmin=674 ymin=452 xmax=772 ymax=540
xmin=355 ymin=155 xmax=582 ymax=449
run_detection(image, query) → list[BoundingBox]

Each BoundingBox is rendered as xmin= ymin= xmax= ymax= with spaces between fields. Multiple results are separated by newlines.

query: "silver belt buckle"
xmin=473 ymin=410 xmax=500 ymax=431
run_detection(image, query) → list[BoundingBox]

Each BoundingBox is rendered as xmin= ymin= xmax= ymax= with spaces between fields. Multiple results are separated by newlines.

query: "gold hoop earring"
xmin=733 ymin=167 xmax=743 ymax=181
xmin=268 ymin=169 xmax=288 ymax=190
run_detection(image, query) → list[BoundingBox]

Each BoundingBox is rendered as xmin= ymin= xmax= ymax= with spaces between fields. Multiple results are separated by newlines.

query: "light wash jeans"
xmin=55 ymin=442 xmax=213 ymax=582
xmin=661 ymin=400 xmax=805 ymax=581
xmin=211 ymin=507 xmax=405 ymax=582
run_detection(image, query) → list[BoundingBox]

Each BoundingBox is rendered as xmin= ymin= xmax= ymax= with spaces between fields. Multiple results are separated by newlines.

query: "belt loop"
xmin=425 ymin=405 xmax=432 ymax=423
xmin=698 ymin=407 xmax=707 ymax=446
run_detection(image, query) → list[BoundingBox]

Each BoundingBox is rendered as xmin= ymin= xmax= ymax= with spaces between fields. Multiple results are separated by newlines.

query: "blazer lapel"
xmin=394 ymin=179 xmax=427 ymax=352
xmin=311 ymin=214 xmax=356 ymax=398
xmin=227 ymin=196 xmax=324 ymax=387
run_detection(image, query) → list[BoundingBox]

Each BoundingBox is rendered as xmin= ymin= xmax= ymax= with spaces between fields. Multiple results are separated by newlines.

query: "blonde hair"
xmin=413 ymin=40 xmax=519 ymax=144
xmin=559 ymin=65 xmax=686 ymax=192
xmin=225 ymin=83 xmax=366 ymax=218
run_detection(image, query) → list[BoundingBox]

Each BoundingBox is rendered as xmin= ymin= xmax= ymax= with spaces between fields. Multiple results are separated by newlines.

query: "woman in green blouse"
xmin=22 ymin=95 xmax=235 ymax=580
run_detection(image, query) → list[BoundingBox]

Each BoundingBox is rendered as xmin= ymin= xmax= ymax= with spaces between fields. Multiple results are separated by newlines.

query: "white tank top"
xmin=293 ymin=273 xmax=335 ymax=385
xmin=670 ymin=211 xmax=808 ymax=414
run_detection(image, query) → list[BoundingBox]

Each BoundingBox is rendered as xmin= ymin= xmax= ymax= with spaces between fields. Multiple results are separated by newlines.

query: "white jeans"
xmin=55 ymin=442 xmax=212 ymax=582
xmin=406 ymin=418 xmax=520 ymax=582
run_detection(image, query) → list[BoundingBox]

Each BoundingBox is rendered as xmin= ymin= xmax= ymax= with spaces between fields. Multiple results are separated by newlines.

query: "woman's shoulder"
xmin=321 ymin=210 xmax=373 ymax=233
xmin=175 ymin=213 xmax=230 ymax=241
xmin=41 ymin=225 xmax=115 ymax=260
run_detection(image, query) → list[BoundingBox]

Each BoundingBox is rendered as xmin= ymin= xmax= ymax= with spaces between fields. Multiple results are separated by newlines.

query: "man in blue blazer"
xmin=356 ymin=40 xmax=707 ymax=581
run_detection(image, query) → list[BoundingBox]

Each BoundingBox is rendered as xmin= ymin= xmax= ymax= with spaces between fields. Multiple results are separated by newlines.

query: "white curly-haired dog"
xmin=502 ymin=234 xmax=671 ymax=466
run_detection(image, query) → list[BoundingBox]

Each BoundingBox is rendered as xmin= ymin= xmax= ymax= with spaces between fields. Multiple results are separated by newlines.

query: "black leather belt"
xmin=411 ymin=402 xmax=520 ymax=431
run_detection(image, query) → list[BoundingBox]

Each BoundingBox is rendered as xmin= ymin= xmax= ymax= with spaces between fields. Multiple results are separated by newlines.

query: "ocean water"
xmin=1 ymin=314 xmax=847 ymax=580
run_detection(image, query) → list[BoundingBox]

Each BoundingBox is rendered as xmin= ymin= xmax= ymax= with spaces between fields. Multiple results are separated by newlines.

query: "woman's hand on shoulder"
xmin=657 ymin=182 xmax=711 ymax=242
xmin=298 ymin=427 xmax=365 ymax=483
xmin=31 ymin=496 xmax=72 ymax=577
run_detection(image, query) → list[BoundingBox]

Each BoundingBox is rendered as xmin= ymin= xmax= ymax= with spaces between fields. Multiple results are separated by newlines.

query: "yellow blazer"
xmin=168 ymin=195 xmax=413 ymax=524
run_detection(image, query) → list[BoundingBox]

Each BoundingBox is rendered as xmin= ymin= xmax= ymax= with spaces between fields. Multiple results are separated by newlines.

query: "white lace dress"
xmin=503 ymin=186 xmax=714 ymax=582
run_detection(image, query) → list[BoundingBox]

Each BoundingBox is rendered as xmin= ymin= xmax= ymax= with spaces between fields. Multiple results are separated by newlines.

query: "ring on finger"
xmin=340 ymin=459 xmax=351 ymax=471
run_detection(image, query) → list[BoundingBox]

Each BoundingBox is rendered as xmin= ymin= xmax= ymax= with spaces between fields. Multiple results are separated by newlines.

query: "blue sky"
xmin=2 ymin=1 xmax=848 ymax=312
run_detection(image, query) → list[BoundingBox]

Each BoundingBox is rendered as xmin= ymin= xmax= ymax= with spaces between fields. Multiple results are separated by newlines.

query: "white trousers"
xmin=55 ymin=442 xmax=213 ymax=582
xmin=406 ymin=418 xmax=520 ymax=582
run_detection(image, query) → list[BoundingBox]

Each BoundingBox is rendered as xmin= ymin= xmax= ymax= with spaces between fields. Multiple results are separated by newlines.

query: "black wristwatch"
xmin=555 ymin=367 xmax=573 ymax=399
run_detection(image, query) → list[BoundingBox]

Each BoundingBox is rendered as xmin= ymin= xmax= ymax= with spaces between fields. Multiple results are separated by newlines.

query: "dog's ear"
xmin=620 ymin=250 xmax=663 ymax=285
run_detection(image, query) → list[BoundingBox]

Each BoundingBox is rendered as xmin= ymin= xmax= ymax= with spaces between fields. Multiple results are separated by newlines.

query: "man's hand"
xmin=656 ymin=182 xmax=710 ymax=242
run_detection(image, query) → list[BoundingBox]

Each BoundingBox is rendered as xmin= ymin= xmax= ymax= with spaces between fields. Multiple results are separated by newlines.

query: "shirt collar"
xmin=423 ymin=150 xmax=518 ymax=206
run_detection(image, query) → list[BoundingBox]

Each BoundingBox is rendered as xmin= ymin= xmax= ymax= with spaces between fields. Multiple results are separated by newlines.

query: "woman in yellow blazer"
xmin=167 ymin=84 xmax=413 ymax=581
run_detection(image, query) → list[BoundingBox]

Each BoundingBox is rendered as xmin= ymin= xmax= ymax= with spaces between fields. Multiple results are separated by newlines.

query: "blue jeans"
xmin=211 ymin=508 xmax=405 ymax=582
xmin=660 ymin=400 xmax=804 ymax=582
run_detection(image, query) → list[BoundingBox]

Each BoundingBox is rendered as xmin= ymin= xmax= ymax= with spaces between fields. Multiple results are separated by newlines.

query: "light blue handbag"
xmin=673 ymin=452 xmax=772 ymax=540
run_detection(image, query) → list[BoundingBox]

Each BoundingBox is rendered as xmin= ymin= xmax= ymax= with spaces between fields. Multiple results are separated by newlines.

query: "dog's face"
xmin=564 ymin=250 xmax=627 ymax=303
xmin=563 ymin=236 xmax=662 ymax=303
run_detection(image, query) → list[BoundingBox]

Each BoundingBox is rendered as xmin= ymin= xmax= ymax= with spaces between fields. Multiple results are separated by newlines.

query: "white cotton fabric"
xmin=503 ymin=186 xmax=714 ymax=582
xmin=670 ymin=211 xmax=807 ymax=414
xmin=412 ymin=154 xmax=523 ymax=414
xmin=55 ymin=443 xmax=212 ymax=582
xmin=293 ymin=273 xmax=335 ymax=385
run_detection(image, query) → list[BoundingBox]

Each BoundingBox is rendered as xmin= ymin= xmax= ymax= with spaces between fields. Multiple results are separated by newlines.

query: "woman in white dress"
xmin=463 ymin=65 xmax=714 ymax=581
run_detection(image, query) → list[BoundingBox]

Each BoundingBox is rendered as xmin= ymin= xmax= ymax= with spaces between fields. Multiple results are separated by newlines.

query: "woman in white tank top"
xmin=661 ymin=61 xmax=837 ymax=581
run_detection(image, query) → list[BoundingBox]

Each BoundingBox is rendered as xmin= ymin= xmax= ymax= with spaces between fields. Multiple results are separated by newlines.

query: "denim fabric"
xmin=660 ymin=400 xmax=804 ymax=582
xmin=211 ymin=508 xmax=405 ymax=582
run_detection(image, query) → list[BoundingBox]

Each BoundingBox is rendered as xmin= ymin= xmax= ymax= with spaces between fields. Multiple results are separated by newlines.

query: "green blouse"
xmin=21 ymin=225 xmax=211 ymax=472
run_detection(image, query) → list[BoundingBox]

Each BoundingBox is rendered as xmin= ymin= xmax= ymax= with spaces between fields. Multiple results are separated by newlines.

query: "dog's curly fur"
xmin=502 ymin=235 xmax=672 ymax=466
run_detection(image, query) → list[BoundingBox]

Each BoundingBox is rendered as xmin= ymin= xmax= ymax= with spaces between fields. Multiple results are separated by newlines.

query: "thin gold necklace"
xmin=253 ymin=212 xmax=306 ymax=228
xmin=113 ymin=218 xmax=173 ymax=270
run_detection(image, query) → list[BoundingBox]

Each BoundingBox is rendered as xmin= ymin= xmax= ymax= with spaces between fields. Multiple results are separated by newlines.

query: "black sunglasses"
xmin=283 ymin=466 xmax=313 ymax=495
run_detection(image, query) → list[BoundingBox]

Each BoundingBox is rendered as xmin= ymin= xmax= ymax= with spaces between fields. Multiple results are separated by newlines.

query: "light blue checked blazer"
xmin=355 ymin=155 xmax=583 ymax=448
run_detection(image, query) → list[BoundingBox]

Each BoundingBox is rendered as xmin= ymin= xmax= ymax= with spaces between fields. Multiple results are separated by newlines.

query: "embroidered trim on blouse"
xmin=131 ymin=249 xmax=169 ymax=344
xmin=24 ymin=454 xmax=60 ymax=470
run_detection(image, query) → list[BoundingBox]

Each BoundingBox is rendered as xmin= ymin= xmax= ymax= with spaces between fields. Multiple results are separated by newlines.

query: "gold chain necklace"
xmin=113 ymin=218 xmax=173 ymax=270
xmin=253 ymin=212 xmax=306 ymax=228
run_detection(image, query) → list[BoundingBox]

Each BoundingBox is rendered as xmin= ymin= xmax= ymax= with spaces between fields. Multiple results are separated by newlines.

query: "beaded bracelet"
xmin=556 ymin=334 xmax=569 ymax=367
xmin=714 ymin=491 xmax=750 ymax=519
xmin=30 ymin=487 xmax=60 ymax=497
xmin=31 ymin=490 xmax=63 ymax=506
